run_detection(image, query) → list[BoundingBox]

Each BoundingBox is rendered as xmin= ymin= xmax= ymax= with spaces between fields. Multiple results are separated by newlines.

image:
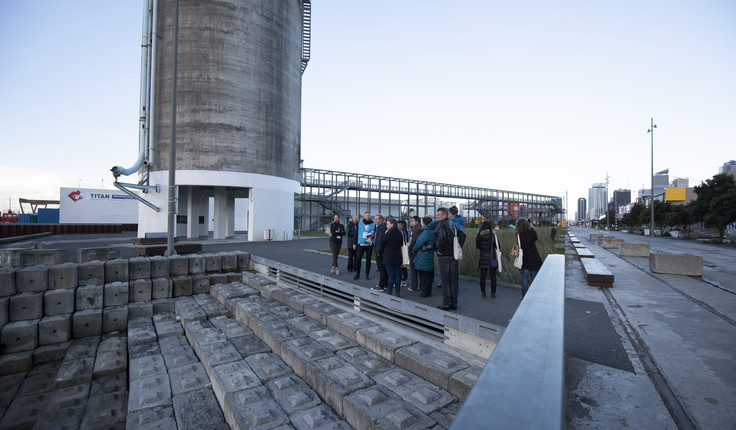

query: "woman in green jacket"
xmin=411 ymin=216 xmax=437 ymax=298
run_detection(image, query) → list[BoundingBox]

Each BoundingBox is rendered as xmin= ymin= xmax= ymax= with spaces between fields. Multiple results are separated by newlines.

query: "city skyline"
xmin=1 ymin=1 xmax=734 ymax=217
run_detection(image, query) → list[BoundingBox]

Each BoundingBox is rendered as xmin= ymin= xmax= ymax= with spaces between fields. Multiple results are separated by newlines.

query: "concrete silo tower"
xmin=114 ymin=0 xmax=310 ymax=241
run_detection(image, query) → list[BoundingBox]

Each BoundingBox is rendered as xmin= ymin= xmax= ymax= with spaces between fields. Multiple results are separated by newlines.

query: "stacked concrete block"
xmin=0 ymin=319 xmax=39 ymax=352
xmin=44 ymin=289 xmax=75 ymax=316
xmin=103 ymin=306 xmax=129 ymax=332
xmin=104 ymin=259 xmax=129 ymax=284
xmin=234 ymin=251 xmax=251 ymax=271
xmin=191 ymin=274 xmax=210 ymax=294
xmin=9 ymin=293 xmax=43 ymax=321
xmin=0 ymin=268 xmax=16 ymax=297
xmin=205 ymin=254 xmax=222 ymax=273
xmin=151 ymin=278 xmax=172 ymax=300
xmin=73 ymin=309 xmax=103 ymax=338
xmin=394 ymin=343 xmax=469 ymax=391
xmin=77 ymin=261 xmax=105 ymax=286
xmin=207 ymin=273 xmax=228 ymax=286
xmin=374 ymin=368 xmax=456 ymax=414
xmin=168 ymin=255 xmax=189 ymax=277
xmin=172 ymin=276 xmax=193 ymax=297
xmin=343 ymin=384 xmax=435 ymax=429
xmin=15 ymin=265 xmax=48 ymax=294
xmin=355 ymin=325 xmax=415 ymax=362
xmin=38 ymin=314 xmax=72 ymax=346
xmin=220 ymin=252 xmax=238 ymax=272
xmin=150 ymin=256 xmax=170 ymax=278
xmin=75 ymin=285 xmax=103 ymax=310
xmin=48 ymin=263 xmax=77 ymax=289
xmin=104 ymin=282 xmax=129 ymax=307
xmin=131 ymin=278 xmax=153 ymax=302
xmin=265 ymin=373 xmax=323 ymax=415
xmin=0 ymin=297 xmax=8 ymax=327
xmin=78 ymin=247 xmax=120 ymax=262
xmin=129 ymin=257 xmax=151 ymax=280
xmin=303 ymin=356 xmax=374 ymax=417
xmin=187 ymin=255 xmax=205 ymax=275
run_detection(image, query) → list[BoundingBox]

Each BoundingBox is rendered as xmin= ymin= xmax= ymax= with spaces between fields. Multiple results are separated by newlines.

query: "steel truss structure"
xmin=298 ymin=168 xmax=563 ymax=231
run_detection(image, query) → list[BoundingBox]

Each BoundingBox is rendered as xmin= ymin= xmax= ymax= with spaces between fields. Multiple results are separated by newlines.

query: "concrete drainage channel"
xmin=1 ymin=252 xmax=491 ymax=429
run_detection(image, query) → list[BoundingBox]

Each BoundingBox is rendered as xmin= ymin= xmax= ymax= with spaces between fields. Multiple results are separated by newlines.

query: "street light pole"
xmin=647 ymin=118 xmax=657 ymax=236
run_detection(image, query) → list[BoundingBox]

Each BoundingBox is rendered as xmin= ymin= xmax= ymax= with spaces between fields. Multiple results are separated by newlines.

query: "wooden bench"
xmin=576 ymin=248 xmax=595 ymax=259
xmin=573 ymin=243 xmax=586 ymax=248
xmin=580 ymin=258 xmax=614 ymax=287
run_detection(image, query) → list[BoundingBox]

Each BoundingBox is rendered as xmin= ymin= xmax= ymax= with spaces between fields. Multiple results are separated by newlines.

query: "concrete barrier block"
xmin=104 ymin=259 xmax=129 ymax=283
xmin=394 ymin=343 xmax=469 ymax=391
xmin=126 ymin=405 xmax=177 ymax=430
xmin=207 ymin=273 xmax=228 ymax=286
xmin=128 ymin=302 xmax=153 ymax=320
xmin=128 ymin=257 xmax=151 ymax=280
xmin=15 ymin=266 xmax=48 ymax=293
xmin=9 ymin=292 xmax=43 ymax=321
xmin=77 ymin=261 xmax=105 ymax=286
xmin=355 ymin=325 xmax=415 ymax=362
xmin=19 ymin=250 xmax=67 ymax=267
xmin=243 ymin=353 xmax=293 ymax=383
xmin=1 ymin=319 xmax=39 ymax=352
xmin=290 ymin=404 xmax=352 ymax=430
xmin=187 ymin=254 xmax=205 ymax=275
xmin=235 ymin=251 xmax=251 ymax=270
xmin=280 ymin=337 xmax=335 ymax=379
xmin=222 ymin=386 xmax=289 ymax=429
xmin=168 ymin=255 xmax=189 ymax=276
xmin=173 ymin=275 xmax=193 ymax=297
xmin=104 ymin=282 xmax=129 ymax=307
xmin=337 ymin=346 xmax=394 ymax=378
xmin=0 ymin=268 xmax=16 ymax=297
xmin=128 ymin=374 xmax=172 ymax=412
xmin=191 ymin=274 xmax=210 ymax=294
xmin=265 ymin=373 xmax=322 ymax=415
xmin=619 ymin=243 xmax=651 ymax=257
xmin=73 ymin=309 xmax=103 ymax=338
xmin=130 ymin=279 xmax=152 ymax=302
xmin=0 ymin=351 xmax=33 ymax=375
xmin=103 ymin=305 xmax=128 ymax=333
xmin=204 ymin=254 xmax=222 ymax=273
xmin=78 ymin=247 xmax=120 ymax=262
xmin=44 ymin=288 xmax=75 ymax=316
xmin=343 ymin=385 xmax=435 ymax=430
xmin=151 ymin=278 xmax=172 ymax=300
xmin=48 ymin=263 xmax=77 ymax=290
xmin=220 ymin=252 xmax=237 ymax=272
xmin=375 ymin=367 xmax=456 ymax=414
xmin=75 ymin=285 xmax=103 ymax=310
xmin=39 ymin=314 xmax=72 ymax=345
xmin=650 ymin=252 xmax=703 ymax=276
xmin=589 ymin=234 xmax=603 ymax=242
xmin=172 ymin=387 xmax=228 ymax=429
xmin=210 ymin=360 xmax=260 ymax=406
xmin=150 ymin=256 xmax=170 ymax=278
xmin=602 ymin=237 xmax=625 ymax=249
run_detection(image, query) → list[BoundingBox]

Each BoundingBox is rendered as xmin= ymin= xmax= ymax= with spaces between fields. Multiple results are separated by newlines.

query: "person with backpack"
xmin=475 ymin=220 xmax=499 ymax=298
xmin=434 ymin=207 xmax=462 ymax=310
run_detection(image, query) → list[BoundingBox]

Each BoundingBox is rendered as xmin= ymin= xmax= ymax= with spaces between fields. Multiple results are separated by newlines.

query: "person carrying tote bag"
xmin=515 ymin=218 xmax=543 ymax=299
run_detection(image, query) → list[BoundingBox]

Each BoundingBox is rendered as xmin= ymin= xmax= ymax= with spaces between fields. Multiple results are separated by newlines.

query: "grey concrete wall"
xmin=153 ymin=0 xmax=303 ymax=181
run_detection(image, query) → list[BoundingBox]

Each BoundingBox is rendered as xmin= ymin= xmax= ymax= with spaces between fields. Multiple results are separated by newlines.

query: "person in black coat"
xmin=475 ymin=220 xmax=499 ymax=298
xmin=328 ymin=215 xmax=346 ymax=275
xmin=378 ymin=218 xmax=405 ymax=296
xmin=346 ymin=216 xmax=359 ymax=272
xmin=372 ymin=215 xmax=388 ymax=290
xmin=516 ymin=218 xmax=543 ymax=298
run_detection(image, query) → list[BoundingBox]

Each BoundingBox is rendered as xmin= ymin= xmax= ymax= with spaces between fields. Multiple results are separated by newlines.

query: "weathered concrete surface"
xmin=649 ymin=252 xmax=703 ymax=276
xmin=619 ymin=242 xmax=651 ymax=257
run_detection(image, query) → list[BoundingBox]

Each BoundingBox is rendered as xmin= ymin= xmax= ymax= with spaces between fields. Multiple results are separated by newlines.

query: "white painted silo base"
xmin=137 ymin=170 xmax=298 ymax=241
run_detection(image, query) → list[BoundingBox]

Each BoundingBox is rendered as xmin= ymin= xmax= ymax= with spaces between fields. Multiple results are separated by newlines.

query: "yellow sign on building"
xmin=665 ymin=187 xmax=687 ymax=202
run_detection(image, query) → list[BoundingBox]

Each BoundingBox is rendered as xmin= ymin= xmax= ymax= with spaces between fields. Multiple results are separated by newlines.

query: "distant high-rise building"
xmin=577 ymin=198 xmax=587 ymax=221
xmin=588 ymin=183 xmax=607 ymax=219
xmin=719 ymin=160 xmax=736 ymax=178
xmin=672 ymin=178 xmax=689 ymax=188
xmin=612 ymin=189 xmax=631 ymax=209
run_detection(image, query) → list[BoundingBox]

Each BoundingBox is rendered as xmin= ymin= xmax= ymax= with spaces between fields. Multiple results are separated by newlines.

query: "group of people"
xmin=326 ymin=207 xmax=543 ymax=311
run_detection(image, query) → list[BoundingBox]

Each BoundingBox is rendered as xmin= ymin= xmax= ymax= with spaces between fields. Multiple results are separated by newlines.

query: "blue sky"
xmin=1 ymin=0 xmax=734 ymax=216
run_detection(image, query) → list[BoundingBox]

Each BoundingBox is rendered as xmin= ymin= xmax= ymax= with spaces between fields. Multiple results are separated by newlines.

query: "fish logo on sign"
xmin=68 ymin=190 xmax=83 ymax=202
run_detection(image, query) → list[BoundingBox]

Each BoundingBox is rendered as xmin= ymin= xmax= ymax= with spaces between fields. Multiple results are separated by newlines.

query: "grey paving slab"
xmin=286 ymin=314 xmax=328 ymax=334
xmin=210 ymin=315 xmax=255 ymax=339
xmin=304 ymin=356 xmax=374 ymax=417
xmin=303 ymin=301 xmax=346 ymax=326
xmin=173 ymin=387 xmax=229 ymax=430
xmin=290 ymin=404 xmax=353 ymax=430
xmin=15 ymin=362 xmax=58 ymax=397
xmin=128 ymin=341 xmax=161 ymax=360
xmin=198 ymin=339 xmax=243 ymax=369
xmin=266 ymin=373 xmax=323 ymax=415
xmin=168 ymin=362 xmax=210 ymax=396
xmin=161 ymin=345 xmax=200 ymax=370
xmin=343 ymin=384 xmax=436 ymax=430
xmin=0 ymin=372 xmax=25 ymax=411
xmin=0 ymin=351 xmax=32 ymax=375
xmin=64 ymin=336 xmax=99 ymax=359
xmin=210 ymin=359 xmax=262 ymax=406
xmin=127 ymin=322 xmax=157 ymax=347
xmin=260 ymin=321 xmax=309 ymax=354
xmin=244 ymin=353 xmax=294 ymax=383
xmin=272 ymin=288 xmax=321 ymax=312
xmin=151 ymin=312 xmax=184 ymax=338
xmin=229 ymin=334 xmax=272 ymax=357
xmin=127 ymin=373 xmax=172 ymax=412
xmin=336 ymin=347 xmax=395 ymax=378
xmin=98 ymin=335 xmax=128 ymax=353
xmin=129 ymin=354 xmax=167 ymax=381
xmin=354 ymin=325 xmax=415 ymax=362
xmin=174 ymin=296 xmax=206 ymax=322
xmin=31 ymin=341 xmax=71 ymax=365
xmin=195 ymin=294 xmax=228 ymax=317
xmin=94 ymin=348 xmax=128 ymax=378
xmin=0 ymin=391 xmax=50 ymax=429
xmin=126 ymin=404 xmax=177 ymax=430
xmin=45 ymin=382 xmax=90 ymax=411
xmin=210 ymin=282 xmax=258 ymax=310
xmin=90 ymin=371 xmax=128 ymax=396
xmin=80 ymin=391 xmax=128 ymax=430
xmin=242 ymin=271 xmax=277 ymax=290
xmin=325 ymin=311 xmax=377 ymax=340
xmin=307 ymin=327 xmax=358 ymax=353
xmin=223 ymin=386 xmax=290 ymax=430
xmin=269 ymin=303 xmax=303 ymax=320
xmin=280 ymin=337 xmax=335 ymax=379
xmin=394 ymin=343 xmax=469 ymax=391
xmin=53 ymin=357 xmax=94 ymax=389
xmin=34 ymin=402 xmax=87 ymax=430
xmin=375 ymin=368 xmax=456 ymax=414
xmin=157 ymin=334 xmax=190 ymax=353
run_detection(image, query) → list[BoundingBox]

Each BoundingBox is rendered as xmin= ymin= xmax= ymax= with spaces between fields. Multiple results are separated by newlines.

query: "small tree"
xmin=693 ymin=173 xmax=736 ymax=243
xmin=666 ymin=203 xmax=694 ymax=238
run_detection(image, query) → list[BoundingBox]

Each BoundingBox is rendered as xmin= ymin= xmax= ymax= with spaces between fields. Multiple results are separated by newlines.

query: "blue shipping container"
xmin=38 ymin=208 xmax=60 ymax=224
xmin=18 ymin=213 xmax=31 ymax=223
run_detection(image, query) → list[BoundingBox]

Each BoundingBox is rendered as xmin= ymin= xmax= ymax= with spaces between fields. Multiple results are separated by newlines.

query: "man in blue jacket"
xmin=353 ymin=211 xmax=376 ymax=280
